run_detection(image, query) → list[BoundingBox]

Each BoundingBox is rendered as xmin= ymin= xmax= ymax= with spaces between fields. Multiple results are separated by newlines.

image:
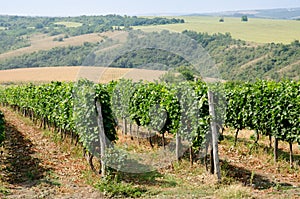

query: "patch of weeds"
xmin=26 ymin=170 xmax=35 ymax=181
xmin=0 ymin=185 xmax=9 ymax=195
xmin=216 ymin=184 xmax=252 ymax=199
xmin=249 ymin=134 xmax=256 ymax=142
xmin=220 ymin=159 xmax=236 ymax=185
xmin=42 ymin=170 xmax=61 ymax=186
xmin=43 ymin=130 xmax=61 ymax=144
xmin=70 ymin=145 xmax=83 ymax=158
xmin=248 ymin=142 xmax=259 ymax=154
xmin=42 ymin=130 xmax=51 ymax=137
xmin=171 ymin=161 xmax=181 ymax=171
xmin=160 ymin=174 xmax=178 ymax=188
xmin=51 ymin=132 xmax=61 ymax=144
xmin=81 ymin=169 xmax=96 ymax=186
xmin=94 ymin=175 xmax=148 ymax=198
xmin=123 ymin=171 xmax=163 ymax=185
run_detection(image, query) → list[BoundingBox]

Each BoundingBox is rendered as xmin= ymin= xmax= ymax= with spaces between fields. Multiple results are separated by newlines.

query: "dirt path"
xmin=0 ymin=107 xmax=105 ymax=199
xmin=239 ymin=54 xmax=268 ymax=70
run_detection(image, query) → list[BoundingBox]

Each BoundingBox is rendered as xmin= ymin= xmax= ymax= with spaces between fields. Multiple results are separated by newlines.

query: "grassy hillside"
xmin=0 ymin=15 xmax=299 ymax=82
xmin=0 ymin=15 xmax=184 ymax=55
xmin=134 ymin=16 xmax=300 ymax=44
xmin=0 ymin=30 xmax=299 ymax=82
xmin=182 ymin=31 xmax=300 ymax=81
xmin=0 ymin=32 xmax=109 ymax=60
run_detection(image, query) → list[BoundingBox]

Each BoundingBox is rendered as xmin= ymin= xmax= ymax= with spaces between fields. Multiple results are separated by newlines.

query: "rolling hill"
xmin=0 ymin=14 xmax=299 ymax=82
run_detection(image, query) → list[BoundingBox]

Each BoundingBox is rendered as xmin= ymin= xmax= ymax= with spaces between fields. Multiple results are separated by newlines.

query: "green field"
xmin=134 ymin=16 xmax=300 ymax=44
xmin=54 ymin=21 xmax=83 ymax=28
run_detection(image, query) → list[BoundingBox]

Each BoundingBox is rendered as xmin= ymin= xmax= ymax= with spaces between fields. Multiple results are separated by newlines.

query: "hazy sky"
xmin=1 ymin=0 xmax=300 ymax=16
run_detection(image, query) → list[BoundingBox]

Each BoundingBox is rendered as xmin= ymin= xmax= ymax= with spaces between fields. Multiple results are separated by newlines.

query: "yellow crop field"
xmin=134 ymin=16 xmax=300 ymax=44
xmin=0 ymin=66 xmax=167 ymax=84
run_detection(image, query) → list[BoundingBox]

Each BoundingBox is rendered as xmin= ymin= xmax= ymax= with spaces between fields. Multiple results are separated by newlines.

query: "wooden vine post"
xmin=176 ymin=133 xmax=181 ymax=162
xmin=208 ymin=91 xmax=221 ymax=181
xmin=96 ymin=100 xmax=107 ymax=177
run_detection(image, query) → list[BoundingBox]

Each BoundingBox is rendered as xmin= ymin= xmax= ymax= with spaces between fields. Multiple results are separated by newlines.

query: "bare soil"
xmin=0 ymin=106 xmax=299 ymax=198
xmin=0 ymin=107 xmax=104 ymax=199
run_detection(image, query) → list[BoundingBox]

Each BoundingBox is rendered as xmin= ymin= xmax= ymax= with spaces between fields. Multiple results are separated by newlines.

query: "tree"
xmin=219 ymin=18 xmax=224 ymax=22
xmin=35 ymin=23 xmax=44 ymax=29
xmin=241 ymin=15 xmax=248 ymax=22
xmin=177 ymin=65 xmax=195 ymax=81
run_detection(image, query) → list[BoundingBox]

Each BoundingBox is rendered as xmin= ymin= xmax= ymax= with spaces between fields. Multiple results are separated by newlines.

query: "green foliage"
xmin=94 ymin=82 xmax=118 ymax=142
xmin=129 ymin=82 xmax=168 ymax=129
xmin=0 ymin=79 xmax=298 ymax=163
xmin=73 ymin=79 xmax=100 ymax=153
xmin=111 ymin=79 xmax=136 ymax=122
xmin=0 ymin=80 xmax=117 ymax=157
xmin=183 ymin=30 xmax=300 ymax=81
xmin=110 ymin=48 xmax=190 ymax=70
xmin=0 ymin=31 xmax=30 ymax=54
xmin=111 ymin=79 xmax=210 ymax=148
xmin=224 ymin=80 xmax=300 ymax=145
xmin=108 ymin=30 xmax=192 ymax=70
xmin=0 ymin=185 xmax=10 ymax=195
xmin=241 ymin=16 xmax=248 ymax=22
xmin=177 ymin=66 xmax=195 ymax=81
xmin=95 ymin=175 xmax=147 ymax=198
xmin=176 ymin=81 xmax=209 ymax=147
xmin=0 ymin=43 xmax=97 ymax=69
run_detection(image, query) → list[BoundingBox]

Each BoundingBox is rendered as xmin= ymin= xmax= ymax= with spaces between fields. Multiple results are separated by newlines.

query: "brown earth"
xmin=0 ymin=106 xmax=299 ymax=198
xmin=0 ymin=66 xmax=168 ymax=84
xmin=0 ymin=107 xmax=105 ymax=199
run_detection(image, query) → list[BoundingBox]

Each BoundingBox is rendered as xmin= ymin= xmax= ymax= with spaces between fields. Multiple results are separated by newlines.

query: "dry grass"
xmin=112 ymin=125 xmax=300 ymax=198
xmin=220 ymin=129 xmax=300 ymax=190
xmin=0 ymin=66 xmax=168 ymax=83
xmin=99 ymin=123 xmax=300 ymax=198
xmin=215 ymin=184 xmax=253 ymax=199
xmin=54 ymin=21 xmax=83 ymax=28
xmin=0 ymin=66 xmax=80 ymax=83
xmin=0 ymin=31 xmax=120 ymax=60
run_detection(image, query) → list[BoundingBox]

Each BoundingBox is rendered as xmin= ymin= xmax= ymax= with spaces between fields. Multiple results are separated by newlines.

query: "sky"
xmin=1 ymin=0 xmax=300 ymax=16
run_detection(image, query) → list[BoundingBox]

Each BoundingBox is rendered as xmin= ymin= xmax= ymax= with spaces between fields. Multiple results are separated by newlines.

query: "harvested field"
xmin=0 ymin=66 xmax=168 ymax=84
xmin=0 ymin=31 xmax=121 ymax=60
